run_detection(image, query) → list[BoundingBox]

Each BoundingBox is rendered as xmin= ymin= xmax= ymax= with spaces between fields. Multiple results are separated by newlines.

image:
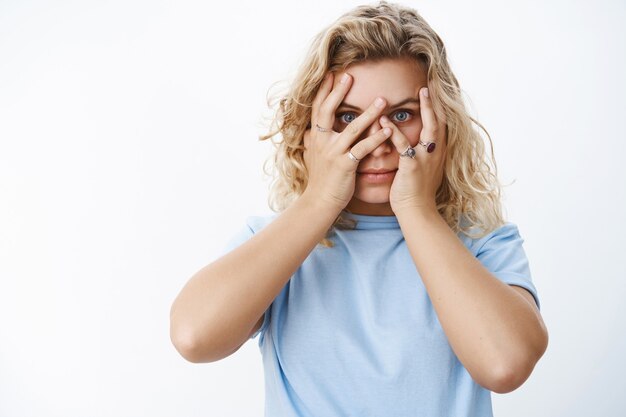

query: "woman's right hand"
xmin=302 ymin=72 xmax=392 ymax=211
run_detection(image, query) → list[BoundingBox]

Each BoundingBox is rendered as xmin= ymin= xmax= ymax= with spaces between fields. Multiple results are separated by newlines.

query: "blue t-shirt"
xmin=221 ymin=211 xmax=540 ymax=417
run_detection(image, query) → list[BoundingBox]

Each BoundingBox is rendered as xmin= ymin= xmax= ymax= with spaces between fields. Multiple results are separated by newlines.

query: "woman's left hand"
xmin=382 ymin=86 xmax=448 ymax=214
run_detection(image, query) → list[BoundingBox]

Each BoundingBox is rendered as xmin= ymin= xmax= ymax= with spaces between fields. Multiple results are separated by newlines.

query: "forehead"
xmin=334 ymin=58 xmax=427 ymax=105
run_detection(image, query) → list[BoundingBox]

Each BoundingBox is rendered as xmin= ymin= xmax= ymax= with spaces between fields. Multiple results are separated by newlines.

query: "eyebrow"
xmin=337 ymin=97 xmax=420 ymax=112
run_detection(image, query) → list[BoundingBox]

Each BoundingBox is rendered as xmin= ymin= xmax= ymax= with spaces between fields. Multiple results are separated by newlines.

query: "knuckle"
xmin=366 ymin=106 xmax=380 ymax=118
xmin=319 ymin=101 xmax=332 ymax=117
xmin=325 ymin=89 xmax=340 ymax=102
xmin=316 ymin=101 xmax=326 ymax=115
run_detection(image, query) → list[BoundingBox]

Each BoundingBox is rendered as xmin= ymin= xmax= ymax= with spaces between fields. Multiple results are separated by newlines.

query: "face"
xmin=332 ymin=57 xmax=427 ymax=215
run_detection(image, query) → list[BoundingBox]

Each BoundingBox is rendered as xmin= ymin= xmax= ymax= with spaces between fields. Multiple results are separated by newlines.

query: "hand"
xmin=302 ymin=72 xmax=393 ymax=211
xmin=382 ymin=87 xmax=448 ymax=214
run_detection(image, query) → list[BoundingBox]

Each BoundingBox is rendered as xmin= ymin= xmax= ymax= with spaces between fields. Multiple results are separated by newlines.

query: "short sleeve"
xmin=219 ymin=222 xmax=254 ymax=256
xmin=473 ymin=223 xmax=541 ymax=311
xmin=219 ymin=217 xmax=273 ymax=341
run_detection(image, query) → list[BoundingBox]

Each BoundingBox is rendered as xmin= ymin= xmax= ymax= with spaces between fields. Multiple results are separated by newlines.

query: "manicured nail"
xmin=375 ymin=97 xmax=385 ymax=108
xmin=341 ymin=73 xmax=350 ymax=84
xmin=422 ymin=87 xmax=429 ymax=97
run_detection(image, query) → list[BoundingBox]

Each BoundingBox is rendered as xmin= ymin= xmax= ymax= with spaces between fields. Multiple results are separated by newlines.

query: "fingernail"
xmin=341 ymin=73 xmax=350 ymax=84
xmin=422 ymin=87 xmax=429 ymax=97
xmin=380 ymin=115 xmax=389 ymax=123
xmin=375 ymin=97 xmax=385 ymax=108
xmin=383 ymin=127 xmax=392 ymax=136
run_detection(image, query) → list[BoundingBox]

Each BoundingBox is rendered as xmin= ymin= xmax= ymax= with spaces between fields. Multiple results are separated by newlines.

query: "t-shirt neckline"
xmin=341 ymin=210 xmax=400 ymax=230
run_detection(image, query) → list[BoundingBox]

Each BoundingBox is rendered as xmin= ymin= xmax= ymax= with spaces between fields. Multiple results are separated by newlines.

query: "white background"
xmin=1 ymin=0 xmax=625 ymax=416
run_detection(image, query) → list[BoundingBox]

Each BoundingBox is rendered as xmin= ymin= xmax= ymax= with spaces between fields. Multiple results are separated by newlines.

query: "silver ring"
xmin=399 ymin=145 xmax=416 ymax=159
xmin=418 ymin=140 xmax=436 ymax=153
xmin=348 ymin=151 xmax=360 ymax=162
xmin=315 ymin=123 xmax=332 ymax=133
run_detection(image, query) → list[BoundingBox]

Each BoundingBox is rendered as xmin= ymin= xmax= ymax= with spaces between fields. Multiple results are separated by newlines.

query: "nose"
xmin=361 ymin=118 xmax=392 ymax=157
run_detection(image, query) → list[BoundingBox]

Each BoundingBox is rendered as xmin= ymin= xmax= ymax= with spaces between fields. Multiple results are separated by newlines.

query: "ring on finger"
xmin=418 ymin=140 xmax=437 ymax=153
xmin=315 ymin=123 xmax=332 ymax=133
xmin=348 ymin=151 xmax=360 ymax=162
xmin=399 ymin=145 xmax=416 ymax=159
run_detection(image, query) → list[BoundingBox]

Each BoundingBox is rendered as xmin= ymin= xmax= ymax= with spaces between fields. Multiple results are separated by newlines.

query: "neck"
xmin=344 ymin=199 xmax=395 ymax=216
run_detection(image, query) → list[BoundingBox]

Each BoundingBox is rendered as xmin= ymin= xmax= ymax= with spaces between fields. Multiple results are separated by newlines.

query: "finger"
xmin=419 ymin=87 xmax=438 ymax=142
xmin=379 ymin=115 xmax=416 ymax=159
xmin=349 ymin=125 xmax=392 ymax=160
xmin=311 ymin=72 xmax=334 ymax=125
xmin=317 ymin=72 xmax=353 ymax=128
xmin=336 ymin=96 xmax=387 ymax=150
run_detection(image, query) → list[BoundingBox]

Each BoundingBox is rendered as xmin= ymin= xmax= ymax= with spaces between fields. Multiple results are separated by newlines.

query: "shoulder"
xmin=457 ymin=220 xmax=524 ymax=256
xmin=220 ymin=212 xmax=279 ymax=255
xmin=244 ymin=212 xmax=280 ymax=234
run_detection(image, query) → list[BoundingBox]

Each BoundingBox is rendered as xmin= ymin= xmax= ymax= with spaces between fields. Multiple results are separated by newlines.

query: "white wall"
xmin=1 ymin=0 xmax=624 ymax=415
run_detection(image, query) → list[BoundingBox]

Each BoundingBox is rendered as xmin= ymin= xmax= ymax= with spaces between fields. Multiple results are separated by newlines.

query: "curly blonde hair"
xmin=259 ymin=0 xmax=504 ymax=247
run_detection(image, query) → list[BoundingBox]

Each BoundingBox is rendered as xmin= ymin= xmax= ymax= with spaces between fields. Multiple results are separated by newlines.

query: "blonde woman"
xmin=170 ymin=1 xmax=548 ymax=415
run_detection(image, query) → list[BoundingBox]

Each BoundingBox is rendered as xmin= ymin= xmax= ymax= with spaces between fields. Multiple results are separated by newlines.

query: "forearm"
xmin=170 ymin=193 xmax=341 ymax=362
xmin=396 ymin=207 xmax=547 ymax=392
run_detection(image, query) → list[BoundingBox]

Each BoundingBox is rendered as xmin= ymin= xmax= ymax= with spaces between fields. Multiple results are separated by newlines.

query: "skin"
xmin=329 ymin=57 xmax=440 ymax=215
xmin=170 ymin=57 xmax=548 ymax=394
xmin=302 ymin=56 xmax=447 ymax=217
xmin=305 ymin=57 xmax=549 ymax=392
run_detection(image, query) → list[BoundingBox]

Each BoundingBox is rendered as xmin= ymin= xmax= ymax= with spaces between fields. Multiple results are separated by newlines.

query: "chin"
xmin=353 ymin=183 xmax=391 ymax=203
xmin=346 ymin=182 xmax=395 ymax=215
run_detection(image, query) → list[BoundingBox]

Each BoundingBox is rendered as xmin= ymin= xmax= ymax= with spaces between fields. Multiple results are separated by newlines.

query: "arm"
xmin=395 ymin=207 xmax=549 ymax=393
xmin=382 ymin=86 xmax=548 ymax=393
xmin=170 ymin=70 xmax=393 ymax=363
xmin=169 ymin=193 xmax=341 ymax=363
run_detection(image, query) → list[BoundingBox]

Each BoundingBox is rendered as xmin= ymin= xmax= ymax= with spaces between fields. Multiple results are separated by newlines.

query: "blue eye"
xmin=393 ymin=110 xmax=411 ymax=122
xmin=338 ymin=112 xmax=357 ymax=124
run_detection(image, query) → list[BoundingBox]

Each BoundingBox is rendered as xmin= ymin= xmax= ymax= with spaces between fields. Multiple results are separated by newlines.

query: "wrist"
xmin=298 ymin=191 xmax=345 ymax=220
xmin=392 ymin=202 xmax=440 ymax=220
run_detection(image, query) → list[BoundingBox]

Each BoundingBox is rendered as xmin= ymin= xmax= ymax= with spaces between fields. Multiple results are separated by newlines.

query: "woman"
xmin=170 ymin=1 xmax=549 ymax=415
